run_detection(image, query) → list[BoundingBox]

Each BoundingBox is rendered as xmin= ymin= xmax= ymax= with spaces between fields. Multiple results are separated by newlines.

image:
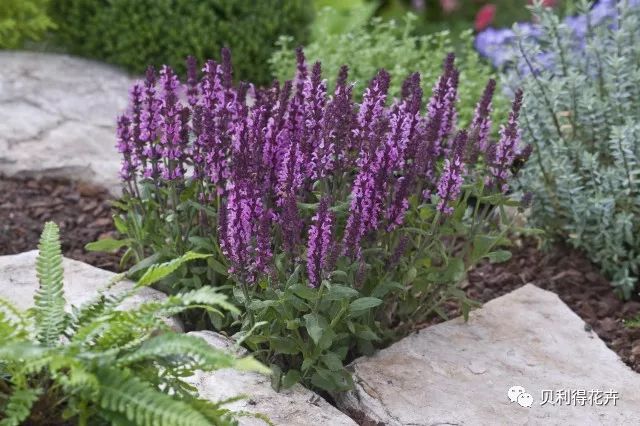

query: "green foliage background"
xmin=270 ymin=11 xmax=508 ymax=128
xmin=0 ymin=0 xmax=54 ymax=49
xmin=49 ymin=0 xmax=313 ymax=82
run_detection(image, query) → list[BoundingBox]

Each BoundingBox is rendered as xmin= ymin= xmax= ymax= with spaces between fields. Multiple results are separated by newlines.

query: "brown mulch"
xmin=0 ymin=175 xmax=122 ymax=271
xmin=2 ymin=175 xmax=639 ymax=375
xmin=465 ymin=238 xmax=640 ymax=374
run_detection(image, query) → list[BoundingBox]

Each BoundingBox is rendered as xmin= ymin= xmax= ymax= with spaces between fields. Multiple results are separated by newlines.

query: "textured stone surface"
xmin=187 ymin=331 xmax=357 ymax=426
xmin=337 ymin=284 xmax=640 ymax=425
xmin=0 ymin=250 xmax=181 ymax=330
xmin=0 ymin=51 xmax=133 ymax=195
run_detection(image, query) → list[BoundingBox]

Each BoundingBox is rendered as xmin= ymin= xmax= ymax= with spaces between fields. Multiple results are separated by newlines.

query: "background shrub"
xmin=49 ymin=0 xmax=313 ymax=82
xmin=516 ymin=1 xmax=640 ymax=298
xmin=270 ymin=11 xmax=509 ymax=128
xmin=0 ymin=0 xmax=54 ymax=49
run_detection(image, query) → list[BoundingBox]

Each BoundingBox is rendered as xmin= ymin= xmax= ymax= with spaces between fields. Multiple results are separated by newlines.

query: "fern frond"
xmin=48 ymin=355 xmax=100 ymax=396
xmin=0 ymin=387 xmax=41 ymax=426
xmin=95 ymin=367 xmax=213 ymax=426
xmin=0 ymin=299 xmax=29 ymax=341
xmin=117 ymin=333 xmax=267 ymax=374
xmin=32 ymin=222 xmax=67 ymax=346
xmin=135 ymin=252 xmax=211 ymax=287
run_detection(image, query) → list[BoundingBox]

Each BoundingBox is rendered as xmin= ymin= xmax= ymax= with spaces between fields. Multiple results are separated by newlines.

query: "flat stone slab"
xmin=0 ymin=51 xmax=133 ymax=195
xmin=187 ymin=331 xmax=357 ymax=426
xmin=337 ymin=284 xmax=640 ymax=425
xmin=0 ymin=251 xmax=180 ymax=330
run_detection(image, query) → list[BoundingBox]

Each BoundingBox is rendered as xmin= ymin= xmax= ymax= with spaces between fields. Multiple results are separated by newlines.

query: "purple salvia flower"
xmin=186 ymin=55 xmax=199 ymax=107
xmin=116 ymin=114 xmax=136 ymax=181
xmin=425 ymin=54 xmax=458 ymax=160
xmin=220 ymin=178 xmax=271 ymax=284
xmin=307 ymin=197 xmax=334 ymax=288
xmin=276 ymin=98 xmax=305 ymax=203
xmin=437 ymin=130 xmax=468 ymax=215
xmin=304 ymin=62 xmax=328 ymax=180
xmin=128 ymin=82 xmax=145 ymax=173
xmin=389 ymin=235 xmax=410 ymax=267
xmin=328 ymin=66 xmax=356 ymax=170
xmin=469 ymin=79 xmax=496 ymax=162
xmin=280 ymin=194 xmax=303 ymax=256
xmin=264 ymin=80 xmax=292 ymax=190
xmin=353 ymin=70 xmax=390 ymax=156
xmin=158 ymin=65 xmax=187 ymax=180
xmin=139 ymin=66 xmax=162 ymax=180
xmin=221 ymin=47 xmax=233 ymax=89
xmin=488 ymin=89 xmax=523 ymax=192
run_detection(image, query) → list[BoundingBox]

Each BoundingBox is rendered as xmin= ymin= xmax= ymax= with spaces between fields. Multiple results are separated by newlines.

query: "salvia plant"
xmin=0 ymin=222 xmax=267 ymax=426
xmin=515 ymin=0 xmax=640 ymax=298
xmin=98 ymin=48 xmax=530 ymax=392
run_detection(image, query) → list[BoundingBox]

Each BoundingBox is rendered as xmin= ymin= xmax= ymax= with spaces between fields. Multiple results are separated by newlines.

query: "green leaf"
xmin=126 ymin=252 xmax=163 ymax=276
xmin=348 ymin=297 xmax=383 ymax=314
xmin=85 ymin=238 xmax=130 ymax=252
xmin=113 ymin=215 xmax=127 ymax=234
xmin=137 ymin=252 xmax=211 ymax=287
xmin=370 ymin=280 xmax=404 ymax=298
xmin=282 ymin=369 xmax=301 ymax=389
xmin=304 ymin=313 xmax=327 ymax=345
xmin=290 ymin=284 xmax=318 ymax=301
xmin=270 ymin=337 xmax=300 ymax=354
xmin=487 ymin=250 xmax=512 ymax=263
xmin=325 ymin=284 xmax=360 ymax=301
xmin=207 ymin=257 xmax=229 ymax=276
xmin=322 ymin=352 xmax=343 ymax=371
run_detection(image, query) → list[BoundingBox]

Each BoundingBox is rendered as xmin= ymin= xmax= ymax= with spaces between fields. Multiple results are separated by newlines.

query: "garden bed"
xmin=0 ymin=175 xmax=121 ymax=271
xmin=3 ymin=175 xmax=639 ymax=376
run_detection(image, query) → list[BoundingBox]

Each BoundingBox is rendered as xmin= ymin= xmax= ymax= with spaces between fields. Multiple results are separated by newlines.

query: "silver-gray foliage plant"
xmin=516 ymin=0 xmax=640 ymax=298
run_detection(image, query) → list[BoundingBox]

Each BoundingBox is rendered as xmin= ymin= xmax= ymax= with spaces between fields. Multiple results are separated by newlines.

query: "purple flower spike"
xmin=140 ymin=66 xmax=162 ymax=180
xmin=354 ymin=69 xmax=390 ymax=155
xmin=186 ymin=55 xmax=199 ymax=107
xmin=157 ymin=65 xmax=187 ymax=180
xmin=116 ymin=114 xmax=136 ymax=181
xmin=470 ymin=79 xmax=496 ymax=159
xmin=488 ymin=89 xmax=523 ymax=192
xmin=128 ymin=82 xmax=145 ymax=172
xmin=437 ymin=130 xmax=468 ymax=215
xmin=307 ymin=197 xmax=334 ymax=288
xmin=304 ymin=62 xmax=328 ymax=180
xmin=327 ymin=65 xmax=355 ymax=171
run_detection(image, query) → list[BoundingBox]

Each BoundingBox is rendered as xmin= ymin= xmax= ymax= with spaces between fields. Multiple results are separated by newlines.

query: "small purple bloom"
xmin=307 ymin=197 xmax=334 ymax=288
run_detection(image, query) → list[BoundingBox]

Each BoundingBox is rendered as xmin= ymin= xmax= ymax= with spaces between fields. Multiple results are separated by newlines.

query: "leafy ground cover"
xmin=4 ymin=175 xmax=639 ymax=376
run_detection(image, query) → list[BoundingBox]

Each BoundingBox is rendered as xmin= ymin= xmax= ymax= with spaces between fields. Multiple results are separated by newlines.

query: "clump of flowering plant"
xmin=95 ymin=48 xmax=529 ymax=392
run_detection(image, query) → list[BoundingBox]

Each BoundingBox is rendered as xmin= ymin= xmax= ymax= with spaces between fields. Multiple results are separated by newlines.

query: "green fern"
xmin=0 ymin=222 xmax=267 ymax=425
xmin=0 ymin=387 xmax=41 ymax=426
xmin=32 ymin=222 xmax=66 ymax=346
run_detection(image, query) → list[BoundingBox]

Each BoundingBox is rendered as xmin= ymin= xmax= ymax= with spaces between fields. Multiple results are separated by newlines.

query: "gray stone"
xmin=187 ymin=331 xmax=357 ymax=426
xmin=0 ymin=251 xmax=181 ymax=330
xmin=337 ymin=284 xmax=640 ymax=425
xmin=0 ymin=51 xmax=133 ymax=195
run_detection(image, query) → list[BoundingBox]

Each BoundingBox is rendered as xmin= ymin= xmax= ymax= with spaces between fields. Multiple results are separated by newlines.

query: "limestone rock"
xmin=0 ymin=250 xmax=181 ymax=330
xmin=187 ymin=331 xmax=357 ymax=426
xmin=337 ymin=284 xmax=640 ymax=425
xmin=0 ymin=52 xmax=133 ymax=195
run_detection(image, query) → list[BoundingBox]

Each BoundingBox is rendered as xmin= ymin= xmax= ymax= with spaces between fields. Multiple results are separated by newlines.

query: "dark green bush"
xmin=50 ymin=0 xmax=313 ymax=82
